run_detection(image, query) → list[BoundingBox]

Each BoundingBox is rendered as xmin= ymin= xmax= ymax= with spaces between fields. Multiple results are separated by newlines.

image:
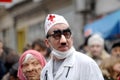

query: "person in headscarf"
xmin=17 ymin=50 xmax=46 ymax=80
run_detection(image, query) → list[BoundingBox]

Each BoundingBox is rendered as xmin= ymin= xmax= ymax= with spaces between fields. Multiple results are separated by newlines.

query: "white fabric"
xmin=44 ymin=14 xmax=69 ymax=35
xmin=88 ymin=34 xmax=104 ymax=46
xmin=51 ymin=47 xmax=75 ymax=59
xmin=22 ymin=54 xmax=34 ymax=64
xmin=41 ymin=49 xmax=104 ymax=80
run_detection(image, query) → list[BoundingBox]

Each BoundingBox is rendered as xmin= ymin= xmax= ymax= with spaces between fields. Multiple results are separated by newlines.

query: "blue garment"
xmin=0 ymin=60 xmax=6 ymax=79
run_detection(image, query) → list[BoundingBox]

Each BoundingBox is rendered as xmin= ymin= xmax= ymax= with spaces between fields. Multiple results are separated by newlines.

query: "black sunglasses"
xmin=46 ymin=28 xmax=72 ymax=40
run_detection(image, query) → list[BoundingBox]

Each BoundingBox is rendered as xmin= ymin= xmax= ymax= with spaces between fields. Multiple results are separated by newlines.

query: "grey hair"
xmin=22 ymin=53 xmax=34 ymax=64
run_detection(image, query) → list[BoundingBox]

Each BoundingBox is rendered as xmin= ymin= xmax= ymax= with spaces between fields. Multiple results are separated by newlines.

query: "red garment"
xmin=17 ymin=50 xmax=46 ymax=80
xmin=0 ymin=0 xmax=12 ymax=2
xmin=117 ymin=76 xmax=120 ymax=80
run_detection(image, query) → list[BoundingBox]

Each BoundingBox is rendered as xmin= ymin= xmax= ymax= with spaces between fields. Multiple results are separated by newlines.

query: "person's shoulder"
xmin=41 ymin=59 xmax=52 ymax=76
xmin=73 ymin=51 xmax=99 ymax=69
xmin=74 ymin=51 xmax=96 ymax=63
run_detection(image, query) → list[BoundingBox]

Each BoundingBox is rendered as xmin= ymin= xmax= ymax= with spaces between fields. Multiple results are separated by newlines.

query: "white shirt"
xmin=41 ymin=50 xmax=104 ymax=80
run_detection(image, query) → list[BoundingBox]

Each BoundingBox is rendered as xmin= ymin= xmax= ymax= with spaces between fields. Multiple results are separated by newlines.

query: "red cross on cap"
xmin=48 ymin=14 xmax=55 ymax=22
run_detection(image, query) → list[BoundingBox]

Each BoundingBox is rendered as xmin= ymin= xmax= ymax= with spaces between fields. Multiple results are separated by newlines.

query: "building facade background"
xmin=0 ymin=0 xmax=120 ymax=53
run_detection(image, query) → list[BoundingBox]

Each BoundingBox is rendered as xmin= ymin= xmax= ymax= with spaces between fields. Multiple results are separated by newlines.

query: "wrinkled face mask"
xmin=22 ymin=57 xmax=42 ymax=80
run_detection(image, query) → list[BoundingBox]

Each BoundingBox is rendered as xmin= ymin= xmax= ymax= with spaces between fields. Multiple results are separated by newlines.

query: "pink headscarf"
xmin=17 ymin=50 xmax=46 ymax=80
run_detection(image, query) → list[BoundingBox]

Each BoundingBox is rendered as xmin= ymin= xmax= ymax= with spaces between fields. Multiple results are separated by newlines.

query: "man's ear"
xmin=44 ymin=39 xmax=50 ymax=48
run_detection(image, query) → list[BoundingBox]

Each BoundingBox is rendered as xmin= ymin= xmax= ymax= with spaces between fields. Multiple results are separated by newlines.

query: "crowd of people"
xmin=0 ymin=14 xmax=120 ymax=80
xmin=79 ymin=34 xmax=120 ymax=80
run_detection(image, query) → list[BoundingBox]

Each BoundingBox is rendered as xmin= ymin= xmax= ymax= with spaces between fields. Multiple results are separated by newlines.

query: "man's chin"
xmin=59 ymin=48 xmax=69 ymax=52
xmin=27 ymin=76 xmax=39 ymax=80
xmin=93 ymin=54 xmax=100 ymax=58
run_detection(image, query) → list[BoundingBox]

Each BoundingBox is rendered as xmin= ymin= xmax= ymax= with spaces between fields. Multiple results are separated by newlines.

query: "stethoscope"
xmin=45 ymin=67 xmax=71 ymax=80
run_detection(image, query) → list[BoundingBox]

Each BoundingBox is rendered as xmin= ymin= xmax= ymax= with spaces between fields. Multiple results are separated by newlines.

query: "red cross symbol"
xmin=48 ymin=15 xmax=55 ymax=22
